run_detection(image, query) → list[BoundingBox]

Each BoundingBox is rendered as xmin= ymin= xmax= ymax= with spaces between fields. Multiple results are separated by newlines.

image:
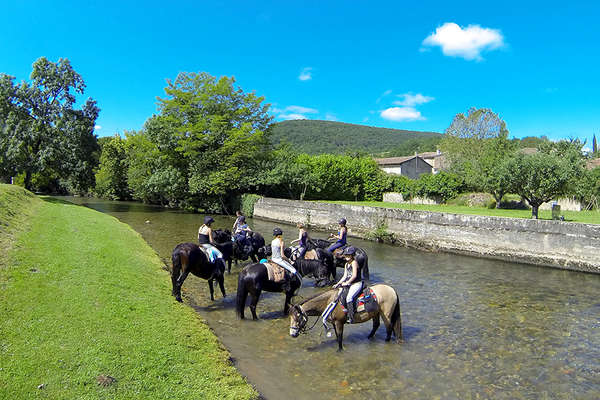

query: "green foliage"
xmin=94 ymin=135 xmax=130 ymax=200
xmin=364 ymin=219 xmax=397 ymax=244
xmin=381 ymin=136 xmax=442 ymax=157
xmin=413 ymin=171 xmax=464 ymax=202
xmin=506 ymin=145 xmax=583 ymax=218
xmin=514 ymin=135 xmax=550 ymax=148
xmin=240 ymin=193 xmax=261 ymax=217
xmin=0 ymin=57 xmax=99 ymax=193
xmin=575 ymin=167 xmax=600 ymax=210
xmin=270 ymin=120 xmax=442 ymax=155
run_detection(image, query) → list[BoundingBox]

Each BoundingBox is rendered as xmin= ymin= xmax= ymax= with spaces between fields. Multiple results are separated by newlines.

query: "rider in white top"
xmin=271 ymin=227 xmax=298 ymax=277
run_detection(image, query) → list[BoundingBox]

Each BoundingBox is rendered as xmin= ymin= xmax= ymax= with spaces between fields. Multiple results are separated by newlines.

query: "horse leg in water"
xmin=283 ymin=291 xmax=294 ymax=315
xmin=334 ymin=319 xmax=345 ymax=351
xmin=217 ymin=274 xmax=226 ymax=298
xmin=249 ymin=288 xmax=262 ymax=320
xmin=208 ymin=279 xmax=215 ymax=301
xmin=367 ymin=314 xmax=380 ymax=339
xmin=227 ymin=259 xmax=232 ymax=274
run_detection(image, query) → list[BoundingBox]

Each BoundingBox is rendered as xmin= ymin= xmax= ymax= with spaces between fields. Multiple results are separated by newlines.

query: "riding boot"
xmin=346 ymin=299 xmax=355 ymax=324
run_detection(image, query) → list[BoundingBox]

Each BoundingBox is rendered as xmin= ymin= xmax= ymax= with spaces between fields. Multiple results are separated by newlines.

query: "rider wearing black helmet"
xmin=327 ymin=218 xmax=348 ymax=253
xmin=332 ymin=246 xmax=363 ymax=323
xmin=198 ymin=216 xmax=223 ymax=262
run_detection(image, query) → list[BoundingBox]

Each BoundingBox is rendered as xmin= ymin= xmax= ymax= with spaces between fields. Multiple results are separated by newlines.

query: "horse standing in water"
xmin=310 ymin=239 xmax=370 ymax=282
xmin=171 ymin=243 xmax=226 ymax=302
xmin=289 ymin=284 xmax=402 ymax=350
xmin=212 ymin=229 xmax=235 ymax=273
xmin=236 ymin=262 xmax=302 ymax=320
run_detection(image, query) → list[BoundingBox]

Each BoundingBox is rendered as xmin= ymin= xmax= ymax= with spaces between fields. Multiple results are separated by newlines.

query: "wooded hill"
xmin=270 ymin=120 xmax=443 ymax=155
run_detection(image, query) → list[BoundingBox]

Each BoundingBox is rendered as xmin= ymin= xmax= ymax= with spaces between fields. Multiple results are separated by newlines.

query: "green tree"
xmin=0 ymin=57 xmax=99 ymax=192
xmin=479 ymin=136 xmax=518 ymax=207
xmin=148 ymin=72 xmax=272 ymax=208
xmin=94 ymin=135 xmax=130 ymax=200
xmin=506 ymin=150 xmax=582 ymax=219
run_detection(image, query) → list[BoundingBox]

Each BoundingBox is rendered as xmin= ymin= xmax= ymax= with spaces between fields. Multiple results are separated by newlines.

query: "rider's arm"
xmin=198 ymin=226 xmax=202 ymax=240
xmin=342 ymin=261 xmax=359 ymax=287
xmin=333 ymin=268 xmax=349 ymax=288
xmin=208 ymin=228 xmax=215 ymax=244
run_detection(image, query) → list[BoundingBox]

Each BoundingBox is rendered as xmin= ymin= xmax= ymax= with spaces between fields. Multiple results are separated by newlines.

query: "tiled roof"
xmin=374 ymin=156 xmax=414 ymax=165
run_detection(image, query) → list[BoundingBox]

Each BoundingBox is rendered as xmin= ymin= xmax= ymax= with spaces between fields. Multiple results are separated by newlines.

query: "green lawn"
xmin=0 ymin=184 xmax=257 ymax=400
xmin=319 ymin=200 xmax=600 ymax=224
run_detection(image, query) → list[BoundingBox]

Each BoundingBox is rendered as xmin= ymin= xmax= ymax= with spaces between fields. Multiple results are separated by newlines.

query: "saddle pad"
xmin=356 ymin=288 xmax=377 ymax=313
xmin=263 ymin=261 xmax=286 ymax=282
xmin=332 ymin=245 xmax=348 ymax=257
xmin=199 ymin=245 xmax=217 ymax=263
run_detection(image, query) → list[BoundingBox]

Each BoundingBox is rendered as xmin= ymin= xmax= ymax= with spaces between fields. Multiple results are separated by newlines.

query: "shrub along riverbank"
xmin=0 ymin=184 xmax=257 ymax=399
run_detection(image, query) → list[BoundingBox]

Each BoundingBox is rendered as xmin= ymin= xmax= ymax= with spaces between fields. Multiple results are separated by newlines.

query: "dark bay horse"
xmin=289 ymin=284 xmax=402 ymax=350
xmin=309 ymin=238 xmax=370 ymax=282
xmin=236 ymin=262 xmax=302 ymax=320
xmin=212 ymin=229 xmax=234 ymax=273
xmin=171 ymin=243 xmax=226 ymax=302
xmin=284 ymin=246 xmax=335 ymax=283
xmin=257 ymin=245 xmax=333 ymax=286
xmin=214 ymin=229 xmax=265 ymax=264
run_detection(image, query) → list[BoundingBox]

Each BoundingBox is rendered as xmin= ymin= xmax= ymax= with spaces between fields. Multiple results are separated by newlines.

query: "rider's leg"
xmin=327 ymin=242 xmax=343 ymax=253
xmin=345 ymin=282 xmax=363 ymax=323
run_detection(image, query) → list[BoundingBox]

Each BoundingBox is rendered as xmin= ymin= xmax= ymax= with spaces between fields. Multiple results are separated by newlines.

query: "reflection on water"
xmin=59 ymin=197 xmax=600 ymax=399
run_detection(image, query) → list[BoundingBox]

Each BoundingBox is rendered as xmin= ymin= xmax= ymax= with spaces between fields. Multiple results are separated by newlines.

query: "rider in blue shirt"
xmin=327 ymin=218 xmax=347 ymax=253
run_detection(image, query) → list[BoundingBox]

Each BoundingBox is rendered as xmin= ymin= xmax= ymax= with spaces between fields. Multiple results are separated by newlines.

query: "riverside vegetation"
xmin=0 ymin=184 xmax=257 ymax=399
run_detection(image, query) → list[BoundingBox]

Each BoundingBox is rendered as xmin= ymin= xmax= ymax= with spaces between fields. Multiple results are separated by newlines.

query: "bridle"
xmin=289 ymin=305 xmax=319 ymax=336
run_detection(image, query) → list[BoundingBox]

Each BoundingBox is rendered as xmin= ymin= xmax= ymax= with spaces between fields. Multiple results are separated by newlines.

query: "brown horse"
xmin=289 ymin=284 xmax=402 ymax=350
xmin=171 ymin=243 xmax=226 ymax=302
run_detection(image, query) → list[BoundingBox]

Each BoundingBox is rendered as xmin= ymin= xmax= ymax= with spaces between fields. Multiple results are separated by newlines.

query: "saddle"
xmin=340 ymin=287 xmax=378 ymax=314
xmin=332 ymin=245 xmax=349 ymax=258
xmin=290 ymin=246 xmax=318 ymax=260
xmin=199 ymin=245 xmax=219 ymax=263
xmin=263 ymin=261 xmax=287 ymax=283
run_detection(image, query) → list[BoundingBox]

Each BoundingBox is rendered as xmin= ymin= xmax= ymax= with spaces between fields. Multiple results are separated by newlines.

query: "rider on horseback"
xmin=198 ymin=216 xmax=223 ymax=262
xmin=332 ymin=246 xmax=363 ymax=324
xmin=327 ymin=218 xmax=347 ymax=253
xmin=290 ymin=222 xmax=309 ymax=260
xmin=271 ymin=228 xmax=301 ymax=289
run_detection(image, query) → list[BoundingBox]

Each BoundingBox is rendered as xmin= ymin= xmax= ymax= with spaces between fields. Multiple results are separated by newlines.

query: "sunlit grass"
xmin=0 ymin=184 xmax=257 ymax=400
xmin=319 ymin=200 xmax=600 ymax=224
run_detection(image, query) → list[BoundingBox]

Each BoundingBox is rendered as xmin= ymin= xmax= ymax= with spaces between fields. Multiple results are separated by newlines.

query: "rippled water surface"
xmin=59 ymin=197 xmax=600 ymax=399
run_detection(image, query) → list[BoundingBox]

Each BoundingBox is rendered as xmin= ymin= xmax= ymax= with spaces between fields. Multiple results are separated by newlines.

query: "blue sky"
xmin=1 ymin=1 xmax=598 ymax=144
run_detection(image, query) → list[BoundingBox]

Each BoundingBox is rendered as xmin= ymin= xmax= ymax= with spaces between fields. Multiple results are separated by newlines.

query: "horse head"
xmin=289 ymin=304 xmax=307 ymax=337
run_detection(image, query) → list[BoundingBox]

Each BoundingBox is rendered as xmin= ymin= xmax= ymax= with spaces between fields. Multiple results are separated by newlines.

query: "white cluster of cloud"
xmin=422 ymin=22 xmax=504 ymax=61
xmin=94 ymin=125 xmax=102 ymax=130
xmin=380 ymin=92 xmax=433 ymax=122
xmin=298 ymin=67 xmax=313 ymax=81
xmin=274 ymin=105 xmax=319 ymax=120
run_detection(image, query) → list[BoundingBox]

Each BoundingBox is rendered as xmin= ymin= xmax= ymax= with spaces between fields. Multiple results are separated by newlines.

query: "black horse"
xmin=171 ymin=243 xmax=226 ymax=302
xmin=236 ymin=263 xmax=302 ymax=320
xmin=309 ymin=238 xmax=370 ymax=282
xmin=215 ymin=229 xmax=265 ymax=264
xmin=256 ymin=245 xmax=332 ymax=287
xmin=212 ymin=229 xmax=235 ymax=273
xmin=284 ymin=246 xmax=336 ymax=283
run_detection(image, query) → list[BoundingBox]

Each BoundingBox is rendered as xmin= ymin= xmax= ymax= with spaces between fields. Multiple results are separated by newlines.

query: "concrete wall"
xmin=383 ymin=192 xmax=439 ymax=205
xmin=253 ymin=197 xmax=600 ymax=274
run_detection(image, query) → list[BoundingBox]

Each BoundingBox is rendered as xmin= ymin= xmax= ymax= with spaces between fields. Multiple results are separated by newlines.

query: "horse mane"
xmin=299 ymin=289 xmax=336 ymax=306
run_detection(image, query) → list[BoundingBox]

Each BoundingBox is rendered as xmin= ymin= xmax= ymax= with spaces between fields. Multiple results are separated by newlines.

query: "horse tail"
xmin=362 ymin=253 xmax=370 ymax=283
xmin=171 ymin=247 xmax=181 ymax=295
xmin=235 ymin=269 xmax=248 ymax=318
xmin=390 ymin=288 xmax=403 ymax=342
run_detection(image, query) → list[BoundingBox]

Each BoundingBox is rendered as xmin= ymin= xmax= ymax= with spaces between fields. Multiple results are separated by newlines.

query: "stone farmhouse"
xmin=374 ymin=150 xmax=445 ymax=179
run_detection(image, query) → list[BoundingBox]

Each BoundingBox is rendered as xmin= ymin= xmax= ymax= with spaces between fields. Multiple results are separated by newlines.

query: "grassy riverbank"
xmin=0 ymin=184 xmax=257 ymax=399
xmin=320 ymin=200 xmax=600 ymax=224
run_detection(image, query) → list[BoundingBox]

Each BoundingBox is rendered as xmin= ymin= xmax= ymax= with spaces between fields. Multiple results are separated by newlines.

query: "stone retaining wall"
xmin=253 ymin=197 xmax=600 ymax=274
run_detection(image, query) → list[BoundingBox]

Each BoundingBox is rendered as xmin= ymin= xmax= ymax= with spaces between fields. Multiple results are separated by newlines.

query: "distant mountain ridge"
xmin=270 ymin=119 xmax=443 ymax=155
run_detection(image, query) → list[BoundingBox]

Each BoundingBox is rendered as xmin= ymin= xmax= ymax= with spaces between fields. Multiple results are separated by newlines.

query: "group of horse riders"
xmin=198 ymin=214 xmax=363 ymax=324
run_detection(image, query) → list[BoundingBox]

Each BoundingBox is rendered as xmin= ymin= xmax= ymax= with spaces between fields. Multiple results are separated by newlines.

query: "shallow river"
xmin=59 ymin=197 xmax=600 ymax=399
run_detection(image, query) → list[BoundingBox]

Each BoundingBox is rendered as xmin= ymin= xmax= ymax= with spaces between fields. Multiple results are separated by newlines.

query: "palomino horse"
xmin=236 ymin=262 xmax=302 ymax=320
xmin=289 ymin=284 xmax=402 ymax=350
xmin=171 ymin=243 xmax=226 ymax=302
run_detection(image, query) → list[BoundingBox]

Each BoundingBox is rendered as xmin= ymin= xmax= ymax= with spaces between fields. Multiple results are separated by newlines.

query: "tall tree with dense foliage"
xmin=142 ymin=72 xmax=272 ymax=209
xmin=440 ymin=107 xmax=516 ymax=201
xmin=0 ymin=57 xmax=99 ymax=192
xmin=94 ymin=135 xmax=130 ymax=200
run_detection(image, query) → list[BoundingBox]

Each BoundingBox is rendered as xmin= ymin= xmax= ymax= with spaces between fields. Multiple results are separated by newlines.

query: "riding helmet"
xmin=338 ymin=218 xmax=347 ymax=226
xmin=342 ymin=246 xmax=356 ymax=256
xmin=239 ymin=216 xmax=246 ymax=223
xmin=273 ymin=227 xmax=283 ymax=236
xmin=204 ymin=216 xmax=215 ymax=225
